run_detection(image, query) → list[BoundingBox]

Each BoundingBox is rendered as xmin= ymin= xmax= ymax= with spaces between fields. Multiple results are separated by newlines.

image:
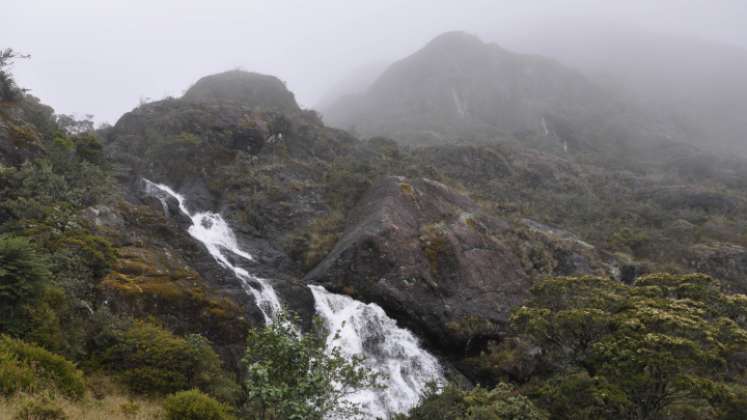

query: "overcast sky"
xmin=3 ymin=0 xmax=747 ymax=124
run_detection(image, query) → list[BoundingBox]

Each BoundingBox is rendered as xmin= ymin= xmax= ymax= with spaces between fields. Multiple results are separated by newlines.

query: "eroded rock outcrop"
xmin=305 ymin=176 xmax=612 ymax=354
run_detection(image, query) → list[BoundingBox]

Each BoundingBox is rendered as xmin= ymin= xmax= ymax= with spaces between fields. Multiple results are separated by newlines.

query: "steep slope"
xmin=105 ymin=70 xmax=624 ymax=377
xmin=106 ymin=71 xmax=355 ymax=324
xmin=502 ymin=20 xmax=747 ymax=156
xmin=322 ymin=31 xmax=674 ymax=152
xmin=305 ymin=176 xmax=615 ymax=355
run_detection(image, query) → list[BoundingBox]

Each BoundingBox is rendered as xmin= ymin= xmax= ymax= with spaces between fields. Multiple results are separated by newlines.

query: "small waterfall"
xmin=541 ymin=117 xmax=550 ymax=136
xmin=143 ymin=179 xmax=444 ymax=418
xmin=143 ymin=180 xmax=281 ymax=323
xmin=311 ymin=286 xmax=444 ymax=419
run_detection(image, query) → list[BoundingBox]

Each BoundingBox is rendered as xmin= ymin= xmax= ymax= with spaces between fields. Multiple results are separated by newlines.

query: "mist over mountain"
xmin=322 ymin=31 xmax=679 ymax=155
xmin=498 ymin=19 xmax=747 ymax=156
xmin=3 ymin=3 xmax=747 ymax=419
xmin=315 ymin=60 xmax=389 ymax=111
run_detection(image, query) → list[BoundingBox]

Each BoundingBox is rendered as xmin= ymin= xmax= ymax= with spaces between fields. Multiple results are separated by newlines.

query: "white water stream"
xmin=144 ymin=180 xmax=281 ymax=323
xmin=143 ymin=179 xmax=444 ymax=418
xmin=311 ymin=286 xmax=444 ymax=418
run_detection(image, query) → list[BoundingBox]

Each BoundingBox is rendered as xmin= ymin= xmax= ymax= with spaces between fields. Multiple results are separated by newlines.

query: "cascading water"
xmin=311 ymin=286 xmax=444 ymax=419
xmin=143 ymin=180 xmax=281 ymax=323
xmin=143 ymin=179 xmax=444 ymax=418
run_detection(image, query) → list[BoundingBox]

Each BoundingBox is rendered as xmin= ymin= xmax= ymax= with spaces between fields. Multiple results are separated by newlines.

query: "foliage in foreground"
xmin=404 ymin=273 xmax=747 ymax=420
xmin=241 ymin=312 xmax=378 ymax=420
xmin=400 ymin=383 xmax=547 ymax=420
xmin=0 ymin=335 xmax=85 ymax=400
xmin=492 ymin=273 xmax=747 ymax=420
xmin=97 ymin=320 xmax=239 ymax=400
xmin=163 ymin=389 xmax=234 ymax=420
xmin=0 ymin=384 xmax=165 ymax=420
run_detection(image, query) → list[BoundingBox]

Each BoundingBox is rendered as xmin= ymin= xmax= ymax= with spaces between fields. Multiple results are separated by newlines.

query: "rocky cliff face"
xmin=305 ymin=176 xmax=613 ymax=354
xmin=104 ymin=72 xmax=357 ymax=333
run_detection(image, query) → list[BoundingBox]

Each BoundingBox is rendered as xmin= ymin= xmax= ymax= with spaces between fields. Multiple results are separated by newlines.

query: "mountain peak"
xmin=183 ymin=70 xmax=300 ymax=112
xmin=424 ymin=31 xmax=485 ymax=50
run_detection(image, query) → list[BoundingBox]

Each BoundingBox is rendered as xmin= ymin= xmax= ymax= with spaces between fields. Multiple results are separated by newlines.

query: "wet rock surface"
xmin=305 ymin=176 xmax=612 ymax=354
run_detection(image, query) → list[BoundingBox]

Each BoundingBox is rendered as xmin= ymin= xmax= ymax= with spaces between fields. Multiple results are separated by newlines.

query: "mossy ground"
xmin=100 ymin=246 xmax=243 ymax=322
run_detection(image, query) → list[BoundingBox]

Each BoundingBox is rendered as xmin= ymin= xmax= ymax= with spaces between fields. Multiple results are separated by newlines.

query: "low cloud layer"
xmin=3 ymin=0 xmax=746 ymax=124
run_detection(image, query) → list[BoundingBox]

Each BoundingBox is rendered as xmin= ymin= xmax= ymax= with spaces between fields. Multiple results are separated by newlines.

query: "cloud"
xmin=2 ymin=0 xmax=745 ymax=124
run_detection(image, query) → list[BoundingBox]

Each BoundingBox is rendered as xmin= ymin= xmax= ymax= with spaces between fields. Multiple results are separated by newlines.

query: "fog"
xmin=2 ymin=0 xmax=747 ymax=125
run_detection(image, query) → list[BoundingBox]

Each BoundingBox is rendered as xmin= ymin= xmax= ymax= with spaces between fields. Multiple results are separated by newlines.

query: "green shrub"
xmin=0 ymin=335 xmax=85 ymax=399
xmin=242 ymin=312 xmax=378 ymax=420
xmin=0 ymin=352 xmax=36 ymax=395
xmin=73 ymin=133 xmax=104 ymax=165
xmin=13 ymin=398 xmax=68 ymax=420
xmin=163 ymin=389 xmax=233 ymax=420
xmin=101 ymin=321 xmax=236 ymax=397
xmin=0 ymin=234 xmax=50 ymax=333
xmin=402 ymin=383 xmax=547 ymax=420
xmin=511 ymin=273 xmax=747 ymax=419
xmin=54 ymin=232 xmax=116 ymax=279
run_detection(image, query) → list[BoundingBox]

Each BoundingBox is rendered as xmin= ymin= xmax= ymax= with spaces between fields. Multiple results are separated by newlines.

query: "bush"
xmin=0 ymin=335 xmax=85 ymax=399
xmin=100 ymin=321 xmax=236 ymax=397
xmin=0 ymin=353 xmax=36 ymax=396
xmin=403 ymin=383 xmax=548 ymax=420
xmin=242 ymin=312 xmax=378 ymax=420
xmin=0 ymin=234 xmax=50 ymax=333
xmin=511 ymin=273 xmax=747 ymax=419
xmin=163 ymin=389 xmax=233 ymax=420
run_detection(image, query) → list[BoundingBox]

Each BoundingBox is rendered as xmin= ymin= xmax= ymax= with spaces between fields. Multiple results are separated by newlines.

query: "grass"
xmin=0 ymin=392 xmax=164 ymax=420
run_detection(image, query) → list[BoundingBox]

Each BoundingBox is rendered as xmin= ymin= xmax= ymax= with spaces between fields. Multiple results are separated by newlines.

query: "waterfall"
xmin=143 ymin=180 xmax=281 ymax=324
xmin=311 ymin=286 xmax=444 ymax=419
xmin=143 ymin=179 xmax=444 ymax=418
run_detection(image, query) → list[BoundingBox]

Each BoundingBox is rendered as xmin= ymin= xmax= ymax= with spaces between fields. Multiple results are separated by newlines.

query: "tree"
xmin=241 ymin=312 xmax=378 ymax=420
xmin=0 ymin=234 xmax=50 ymax=333
xmin=0 ymin=48 xmax=29 ymax=103
xmin=55 ymin=114 xmax=95 ymax=136
xmin=401 ymin=383 xmax=548 ymax=420
xmin=511 ymin=274 xmax=747 ymax=420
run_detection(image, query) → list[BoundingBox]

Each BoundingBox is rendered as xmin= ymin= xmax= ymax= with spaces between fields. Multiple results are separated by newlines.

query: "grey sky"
xmin=3 ymin=0 xmax=747 ymax=124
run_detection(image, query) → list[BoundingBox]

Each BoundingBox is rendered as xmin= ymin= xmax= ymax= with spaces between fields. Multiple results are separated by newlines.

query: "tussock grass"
xmin=0 ymin=378 xmax=164 ymax=420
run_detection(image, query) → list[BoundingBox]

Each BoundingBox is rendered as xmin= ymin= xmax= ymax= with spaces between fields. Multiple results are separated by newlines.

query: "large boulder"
xmin=305 ymin=176 xmax=612 ymax=353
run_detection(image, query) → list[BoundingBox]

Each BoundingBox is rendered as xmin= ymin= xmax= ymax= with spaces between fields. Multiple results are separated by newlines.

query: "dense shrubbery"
xmin=428 ymin=273 xmax=747 ymax=420
xmin=400 ymin=383 xmax=547 ymax=420
xmin=0 ymin=335 xmax=85 ymax=399
xmin=163 ymin=389 xmax=234 ymax=420
xmin=0 ymin=235 xmax=50 ymax=334
xmin=97 ymin=320 xmax=238 ymax=399
xmin=0 ymin=103 xmax=113 ymax=354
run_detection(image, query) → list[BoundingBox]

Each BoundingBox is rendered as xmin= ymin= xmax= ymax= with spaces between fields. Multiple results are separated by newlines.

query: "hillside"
xmin=502 ymin=20 xmax=747 ymax=156
xmin=3 ymin=39 xmax=747 ymax=419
